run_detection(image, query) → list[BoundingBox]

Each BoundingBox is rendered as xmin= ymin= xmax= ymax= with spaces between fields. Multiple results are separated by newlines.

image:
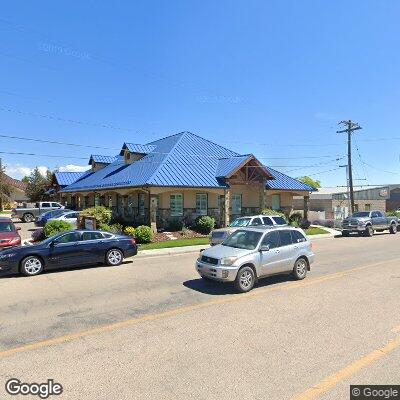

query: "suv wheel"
xmin=23 ymin=213 xmax=34 ymax=223
xmin=21 ymin=256 xmax=43 ymax=276
xmin=234 ymin=266 xmax=255 ymax=293
xmin=389 ymin=223 xmax=397 ymax=234
xmin=293 ymin=258 xmax=308 ymax=280
xmin=342 ymin=231 xmax=349 ymax=237
xmin=364 ymin=226 xmax=374 ymax=237
xmin=106 ymin=249 xmax=123 ymax=266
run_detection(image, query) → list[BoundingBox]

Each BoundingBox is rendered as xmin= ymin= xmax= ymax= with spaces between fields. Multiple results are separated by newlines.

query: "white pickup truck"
xmin=12 ymin=202 xmax=65 ymax=223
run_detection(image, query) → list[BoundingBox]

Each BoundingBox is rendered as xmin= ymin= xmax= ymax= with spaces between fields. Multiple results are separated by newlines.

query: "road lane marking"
xmin=293 ymin=334 xmax=400 ymax=400
xmin=0 ymin=258 xmax=398 ymax=359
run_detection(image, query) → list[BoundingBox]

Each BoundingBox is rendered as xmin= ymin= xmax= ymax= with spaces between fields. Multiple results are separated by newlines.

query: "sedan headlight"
xmin=220 ymin=256 xmax=238 ymax=266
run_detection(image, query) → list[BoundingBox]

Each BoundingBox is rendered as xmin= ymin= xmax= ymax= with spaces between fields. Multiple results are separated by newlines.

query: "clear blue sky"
xmin=1 ymin=0 xmax=400 ymax=187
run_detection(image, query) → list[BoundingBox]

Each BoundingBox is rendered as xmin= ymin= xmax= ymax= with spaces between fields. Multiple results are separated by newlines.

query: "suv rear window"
xmin=279 ymin=230 xmax=293 ymax=246
xmin=291 ymin=230 xmax=306 ymax=243
xmin=272 ymin=216 xmax=286 ymax=225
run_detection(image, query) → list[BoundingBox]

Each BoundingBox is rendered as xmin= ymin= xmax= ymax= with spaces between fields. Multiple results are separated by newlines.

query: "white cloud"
xmin=5 ymin=164 xmax=49 ymax=179
xmin=58 ymin=164 xmax=89 ymax=172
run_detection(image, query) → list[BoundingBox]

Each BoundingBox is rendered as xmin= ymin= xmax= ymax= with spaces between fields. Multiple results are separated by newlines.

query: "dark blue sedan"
xmin=0 ymin=230 xmax=137 ymax=276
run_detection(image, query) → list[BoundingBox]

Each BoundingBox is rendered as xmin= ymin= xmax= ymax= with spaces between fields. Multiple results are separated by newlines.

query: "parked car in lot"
xmin=0 ymin=218 xmax=21 ymax=250
xmin=210 ymin=214 xmax=287 ymax=246
xmin=35 ymin=209 xmax=72 ymax=227
xmin=0 ymin=230 xmax=137 ymax=276
xmin=46 ymin=211 xmax=81 ymax=228
xmin=341 ymin=211 xmax=398 ymax=237
xmin=197 ymin=226 xmax=314 ymax=292
xmin=12 ymin=202 xmax=65 ymax=223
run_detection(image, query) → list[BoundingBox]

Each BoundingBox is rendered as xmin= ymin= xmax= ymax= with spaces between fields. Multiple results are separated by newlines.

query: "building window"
xmin=196 ymin=193 xmax=208 ymax=215
xmin=170 ymin=194 xmax=183 ymax=216
xmin=231 ymin=194 xmax=242 ymax=214
xmin=271 ymin=194 xmax=281 ymax=211
xmin=108 ymin=195 xmax=113 ymax=208
xmin=127 ymin=195 xmax=134 ymax=213
xmin=365 ymin=204 xmax=371 ymax=211
xmin=354 ymin=204 xmax=359 ymax=212
xmin=138 ymin=193 xmax=145 ymax=216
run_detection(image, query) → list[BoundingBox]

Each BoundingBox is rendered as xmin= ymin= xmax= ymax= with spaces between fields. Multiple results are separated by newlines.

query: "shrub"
xmin=124 ymin=226 xmax=136 ymax=236
xmin=289 ymin=212 xmax=302 ymax=226
xmin=31 ymin=228 xmax=45 ymax=242
xmin=313 ymin=219 xmax=334 ymax=228
xmin=261 ymin=208 xmax=287 ymax=221
xmin=81 ymin=206 xmax=112 ymax=225
xmin=300 ymin=219 xmax=311 ymax=230
xmin=167 ymin=218 xmax=184 ymax=232
xmin=99 ymin=223 xmax=123 ymax=233
xmin=195 ymin=216 xmax=215 ymax=234
xmin=135 ymin=225 xmax=154 ymax=243
xmin=44 ymin=220 xmax=73 ymax=238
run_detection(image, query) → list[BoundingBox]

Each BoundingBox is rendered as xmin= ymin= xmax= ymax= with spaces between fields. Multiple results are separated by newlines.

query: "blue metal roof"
xmin=61 ymin=132 xmax=313 ymax=193
xmin=120 ymin=143 xmax=157 ymax=155
xmin=89 ymin=154 xmax=118 ymax=165
xmin=266 ymin=167 xmax=316 ymax=191
xmin=54 ymin=172 xmax=87 ymax=186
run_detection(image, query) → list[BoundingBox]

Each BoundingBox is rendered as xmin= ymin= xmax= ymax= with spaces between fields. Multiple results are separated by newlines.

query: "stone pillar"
xmin=224 ymin=189 xmax=231 ymax=227
xmin=150 ymin=194 xmax=158 ymax=233
xmin=303 ymin=195 xmax=309 ymax=220
xmin=259 ymin=182 xmax=267 ymax=212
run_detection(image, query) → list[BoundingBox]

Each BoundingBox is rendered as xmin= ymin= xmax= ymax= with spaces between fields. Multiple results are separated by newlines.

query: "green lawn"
xmin=0 ymin=211 xmax=10 ymax=214
xmin=305 ymin=227 xmax=329 ymax=235
xmin=139 ymin=237 xmax=209 ymax=250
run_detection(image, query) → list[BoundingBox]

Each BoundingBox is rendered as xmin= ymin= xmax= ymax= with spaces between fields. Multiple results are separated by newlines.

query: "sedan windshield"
xmin=230 ymin=218 xmax=251 ymax=227
xmin=0 ymin=222 xmax=15 ymax=232
xmin=352 ymin=212 xmax=370 ymax=218
xmin=222 ymin=230 xmax=262 ymax=250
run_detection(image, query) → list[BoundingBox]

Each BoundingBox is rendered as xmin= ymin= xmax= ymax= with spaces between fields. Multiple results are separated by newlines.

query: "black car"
xmin=0 ymin=230 xmax=137 ymax=277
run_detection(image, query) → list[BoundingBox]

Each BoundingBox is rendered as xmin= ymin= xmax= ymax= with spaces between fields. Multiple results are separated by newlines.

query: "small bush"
xmin=195 ymin=216 xmax=215 ymax=234
xmin=135 ymin=225 xmax=154 ymax=243
xmin=289 ymin=212 xmax=302 ymax=226
xmin=313 ymin=219 xmax=334 ymax=228
xmin=261 ymin=208 xmax=287 ymax=221
xmin=32 ymin=228 xmax=45 ymax=242
xmin=81 ymin=206 xmax=112 ymax=225
xmin=167 ymin=218 xmax=184 ymax=232
xmin=124 ymin=226 xmax=136 ymax=236
xmin=99 ymin=223 xmax=123 ymax=233
xmin=300 ymin=219 xmax=311 ymax=230
xmin=44 ymin=220 xmax=73 ymax=238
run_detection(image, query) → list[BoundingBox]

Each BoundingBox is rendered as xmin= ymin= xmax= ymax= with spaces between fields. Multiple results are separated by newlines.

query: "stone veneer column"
xmin=224 ymin=189 xmax=231 ymax=227
xmin=150 ymin=194 xmax=158 ymax=233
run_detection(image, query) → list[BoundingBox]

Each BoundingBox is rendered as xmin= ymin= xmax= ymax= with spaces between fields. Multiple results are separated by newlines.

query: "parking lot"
xmin=0 ymin=231 xmax=399 ymax=399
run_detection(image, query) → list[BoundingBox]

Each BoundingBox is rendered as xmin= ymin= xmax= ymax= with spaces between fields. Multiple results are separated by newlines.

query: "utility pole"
xmin=337 ymin=120 xmax=362 ymax=214
xmin=0 ymin=158 xmax=3 ymax=211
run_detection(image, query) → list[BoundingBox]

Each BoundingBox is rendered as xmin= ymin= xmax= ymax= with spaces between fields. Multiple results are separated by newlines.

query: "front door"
xmin=259 ymin=230 xmax=282 ymax=276
xmin=48 ymin=232 xmax=83 ymax=268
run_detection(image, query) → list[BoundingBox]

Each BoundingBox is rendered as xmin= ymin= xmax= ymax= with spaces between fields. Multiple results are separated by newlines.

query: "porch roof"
xmin=266 ymin=167 xmax=316 ymax=192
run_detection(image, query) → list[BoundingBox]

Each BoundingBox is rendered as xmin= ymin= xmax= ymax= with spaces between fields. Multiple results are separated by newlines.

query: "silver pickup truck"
xmin=341 ymin=211 xmax=398 ymax=237
xmin=11 ymin=202 xmax=64 ymax=223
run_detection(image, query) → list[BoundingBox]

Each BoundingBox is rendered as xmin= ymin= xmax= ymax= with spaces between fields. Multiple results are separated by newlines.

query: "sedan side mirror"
xmin=260 ymin=244 xmax=270 ymax=252
xmin=16 ymin=227 xmax=21 ymax=231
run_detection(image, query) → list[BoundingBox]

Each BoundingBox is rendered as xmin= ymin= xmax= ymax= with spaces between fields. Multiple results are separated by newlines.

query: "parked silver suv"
xmin=210 ymin=214 xmax=287 ymax=246
xmin=196 ymin=226 xmax=314 ymax=293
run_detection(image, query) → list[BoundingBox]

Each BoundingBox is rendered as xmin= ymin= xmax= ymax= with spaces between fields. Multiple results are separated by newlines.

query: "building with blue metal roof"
xmin=59 ymin=132 xmax=314 ymax=228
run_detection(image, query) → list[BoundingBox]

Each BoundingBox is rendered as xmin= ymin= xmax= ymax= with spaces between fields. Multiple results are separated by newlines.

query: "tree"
xmin=21 ymin=176 xmax=30 ymax=184
xmin=297 ymin=176 xmax=321 ymax=189
xmin=0 ymin=163 xmax=13 ymax=211
xmin=26 ymin=167 xmax=52 ymax=202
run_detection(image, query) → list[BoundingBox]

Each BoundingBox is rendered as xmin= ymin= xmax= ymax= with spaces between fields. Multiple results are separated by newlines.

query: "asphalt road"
xmin=1 ymin=233 xmax=400 ymax=399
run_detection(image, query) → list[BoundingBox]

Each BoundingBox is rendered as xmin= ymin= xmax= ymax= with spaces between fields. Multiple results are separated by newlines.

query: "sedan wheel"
xmin=106 ymin=249 xmax=123 ymax=266
xmin=21 ymin=256 xmax=43 ymax=276
xmin=293 ymin=258 xmax=308 ymax=280
xmin=234 ymin=266 xmax=255 ymax=293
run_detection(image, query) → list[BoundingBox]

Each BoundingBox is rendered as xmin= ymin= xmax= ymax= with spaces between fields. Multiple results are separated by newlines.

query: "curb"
xmin=136 ymin=244 xmax=208 ymax=259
